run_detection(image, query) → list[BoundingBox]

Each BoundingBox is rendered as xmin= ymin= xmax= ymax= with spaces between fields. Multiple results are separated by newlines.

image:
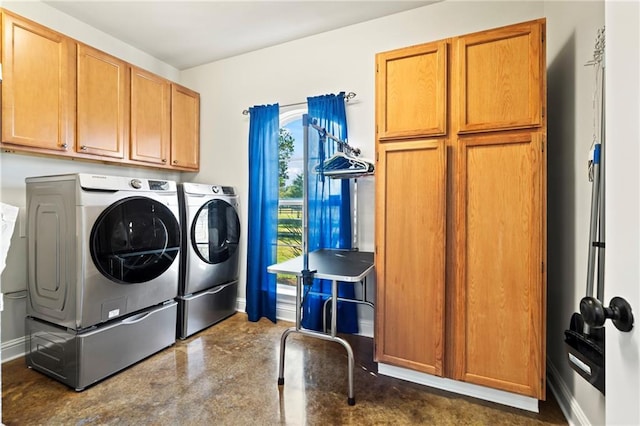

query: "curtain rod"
xmin=241 ymin=91 xmax=356 ymax=115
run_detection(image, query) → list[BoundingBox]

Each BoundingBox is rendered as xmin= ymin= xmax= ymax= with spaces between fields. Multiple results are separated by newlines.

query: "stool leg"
xmin=278 ymin=327 xmax=295 ymax=385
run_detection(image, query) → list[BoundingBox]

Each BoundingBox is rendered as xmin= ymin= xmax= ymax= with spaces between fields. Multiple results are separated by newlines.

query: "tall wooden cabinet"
xmin=375 ymin=19 xmax=546 ymax=399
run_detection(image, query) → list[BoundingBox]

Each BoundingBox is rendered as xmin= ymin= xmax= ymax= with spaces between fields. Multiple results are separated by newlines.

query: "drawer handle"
xmin=122 ymin=310 xmax=154 ymax=324
xmin=204 ymin=281 xmax=236 ymax=295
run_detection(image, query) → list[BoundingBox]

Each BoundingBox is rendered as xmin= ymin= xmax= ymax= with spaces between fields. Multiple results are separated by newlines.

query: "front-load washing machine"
xmin=177 ymin=183 xmax=240 ymax=339
xmin=25 ymin=173 xmax=181 ymax=390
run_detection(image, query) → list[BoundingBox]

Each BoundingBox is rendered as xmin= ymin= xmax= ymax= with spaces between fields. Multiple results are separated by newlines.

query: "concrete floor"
xmin=2 ymin=313 xmax=567 ymax=425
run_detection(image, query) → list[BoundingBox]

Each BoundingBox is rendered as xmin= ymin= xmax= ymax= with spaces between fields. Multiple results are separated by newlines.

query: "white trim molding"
xmin=546 ymin=357 xmax=591 ymax=426
xmin=2 ymin=336 xmax=26 ymax=363
xmin=378 ymin=363 xmax=539 ymax=413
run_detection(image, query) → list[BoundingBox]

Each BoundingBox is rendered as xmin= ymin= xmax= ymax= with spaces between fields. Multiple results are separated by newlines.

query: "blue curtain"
xmin=301 ymin=92 xmax=358 ymax=334
xmin=246 ymin=104 xmax=280 ymax=323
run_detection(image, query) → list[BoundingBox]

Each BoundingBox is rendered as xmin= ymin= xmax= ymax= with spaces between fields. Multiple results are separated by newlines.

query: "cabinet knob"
xmin=61 ymin=143 xmax=68 ymax=149
xmin=162 ymin=159 xmax=167 ymax=163
xmin=80 ymin=145 xmax=88 ymax=151
xmin=173 ymin=160 xmax=178 ymax=164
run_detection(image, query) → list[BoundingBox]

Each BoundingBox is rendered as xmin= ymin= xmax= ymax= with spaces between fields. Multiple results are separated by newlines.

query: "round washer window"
xmin=90 ymin=196 xmax=180 ymax=284
xmin=191 ymin=199 xmax=240 ymax=264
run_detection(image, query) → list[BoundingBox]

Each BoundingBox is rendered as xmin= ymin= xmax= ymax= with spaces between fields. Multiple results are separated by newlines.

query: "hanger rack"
xmin=267 ymin=113 xmax=375 ymax=405
xmin=306 ymin=117 xmax=375 ymax=180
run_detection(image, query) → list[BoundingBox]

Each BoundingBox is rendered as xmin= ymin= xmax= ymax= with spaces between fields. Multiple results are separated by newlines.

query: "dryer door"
xmin=191 ymin=199 xmax=240 ymax=265
xmin=90 ymin=196 xmax=180 ymax=284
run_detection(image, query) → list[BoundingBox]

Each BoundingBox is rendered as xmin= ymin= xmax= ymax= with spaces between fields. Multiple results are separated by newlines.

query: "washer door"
xmin=191 ymin=199 xmax=240 ymax=264
xmin=90 ymin=196 xmax=180 ymax=284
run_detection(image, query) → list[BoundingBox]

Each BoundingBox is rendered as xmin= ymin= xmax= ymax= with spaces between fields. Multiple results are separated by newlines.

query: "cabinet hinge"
xmin=542 ymin=106 xmax=545 ymax=119
xmin=541 ymin=140 xmax=544 ymax=152
xmin=542 ymin=261 xmax=544 ymax=272
xmin=376 ymin=63 xmax=379 ymax=73
xmin=376 ymin=152 xmax=379 ymax=162
xmin=542 ymin=33 xmax=545 ymax=43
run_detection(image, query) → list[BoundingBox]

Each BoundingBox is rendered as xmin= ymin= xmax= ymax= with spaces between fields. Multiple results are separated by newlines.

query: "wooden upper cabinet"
xmin=456 ymin=20 xmax=544 ymax=133
xmin=170 ymin=84 xmax=200 ymax=170
xmin=375 ymin=139 xmax=447 ymax=376
xmin=77 ymin=44 xmax=128 ymax=159
xmin=376 ymin=41 xmax=447 ymax=140
xmin=129 ymin=67 xmax=171 ymax=165
xmin=1 ymin=10 xmax=76 ymax=151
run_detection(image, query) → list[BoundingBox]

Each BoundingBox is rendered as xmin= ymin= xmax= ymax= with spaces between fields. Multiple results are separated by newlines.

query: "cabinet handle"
xmin=61 ymin=143 xmax=68 ymax=149
xmin=162 ymin=159 xmax=167 ymax=163
xmin=80 ymin=145 xmax=88 ymax=151
xmin=173 ymin=160 xmax=178 ymax=164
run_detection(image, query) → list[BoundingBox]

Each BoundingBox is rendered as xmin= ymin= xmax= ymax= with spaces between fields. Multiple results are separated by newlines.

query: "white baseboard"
xmin=378 ymin=363 xmax=539 ymax=413
xmin=546 ymin=357 xmax=591 ymax=426
xmin=1 ymin=336 xmax=26 ymax=363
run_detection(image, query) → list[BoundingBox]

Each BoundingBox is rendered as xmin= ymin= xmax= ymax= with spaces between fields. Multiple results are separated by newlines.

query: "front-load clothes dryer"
xmin=25 ymin=173 xmax=181 ymax=390
xmin=177 ymin=183 xmax=240 ymax=339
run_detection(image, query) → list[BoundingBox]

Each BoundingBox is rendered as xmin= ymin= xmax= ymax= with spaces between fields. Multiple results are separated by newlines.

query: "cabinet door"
xmin=130 ymin=67 xmax=170 ymax=165
xmin=451 ymin=132 xmax=546 ymax=398
xmin=1 ymin=11 xmax=75 ymax=151
xmin=170 ymin=84 xmax=200 ymax=170
xmin=375 ymin=139 xmax=446 ymax=375
xmin=376 ymin=41 xmax=447 ymax=140
xmin=456 ymin=20 xmax=544 ymax=133
xmin=77 ymin=44 xmax=127 ymax=158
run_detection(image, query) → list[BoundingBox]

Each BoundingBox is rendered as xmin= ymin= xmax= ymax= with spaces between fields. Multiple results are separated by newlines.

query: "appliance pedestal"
xmin=177 ymin=280 xmax=238 ymax=339
xmin=26 ymin=301 xmax=177 ymax=391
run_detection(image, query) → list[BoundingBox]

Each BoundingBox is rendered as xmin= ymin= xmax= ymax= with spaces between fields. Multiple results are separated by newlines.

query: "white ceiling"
xmin=43 ymin=1 xmax=435 ymax=70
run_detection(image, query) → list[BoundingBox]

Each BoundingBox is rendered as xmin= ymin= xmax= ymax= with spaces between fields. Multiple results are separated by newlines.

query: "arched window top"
xmin=280 ymin=107 xmax=307 ymax=126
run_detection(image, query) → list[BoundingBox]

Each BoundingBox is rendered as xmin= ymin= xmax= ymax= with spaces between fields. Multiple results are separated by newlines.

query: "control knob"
xmin=130 ymin=179 xmax=143 ymax=189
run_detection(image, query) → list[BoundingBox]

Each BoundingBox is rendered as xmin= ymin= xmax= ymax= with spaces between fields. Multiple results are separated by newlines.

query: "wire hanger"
xmin=307 ymin=121 xmax=374 ymax=179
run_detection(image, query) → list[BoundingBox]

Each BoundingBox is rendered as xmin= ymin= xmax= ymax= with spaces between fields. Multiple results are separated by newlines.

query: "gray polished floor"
xmin=2 ymin=313 xmax=567 ymax=425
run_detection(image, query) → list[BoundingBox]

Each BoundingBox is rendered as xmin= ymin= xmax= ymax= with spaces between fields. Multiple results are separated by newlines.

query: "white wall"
xmin=0 ymin=1 xmax=183 ymax=359
xmin=0 ymin=1 xmax=180 ymax=81
xmin=179 ymin=0 xmax=545 ymax=319
xmin=544 ymin=2 xmax=606 ymax=425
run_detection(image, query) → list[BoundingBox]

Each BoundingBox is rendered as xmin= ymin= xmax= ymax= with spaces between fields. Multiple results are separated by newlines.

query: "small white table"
xmin=267 ymin=249 xmax=374 ymax=405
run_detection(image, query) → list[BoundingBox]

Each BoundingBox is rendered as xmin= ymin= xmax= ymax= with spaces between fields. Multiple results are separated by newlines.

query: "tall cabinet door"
xmin=375 ymin=139 xmax=447 ymax=375
xmin=77 ymin=44 xmax=128 ymax=158
xmin=451 ymin=132 xmax=546 ymax=399
xmin=1 ymin=11 xmax=75 ymax=151
xmin=450 ymin=19 xmax=547 ymax=399
xmin=130 ymin=67 xmax=171 ymax=165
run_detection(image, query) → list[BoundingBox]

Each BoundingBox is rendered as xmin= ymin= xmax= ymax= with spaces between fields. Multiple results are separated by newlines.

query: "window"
xmin=277 ymin=109 xmax=306 ymax=285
